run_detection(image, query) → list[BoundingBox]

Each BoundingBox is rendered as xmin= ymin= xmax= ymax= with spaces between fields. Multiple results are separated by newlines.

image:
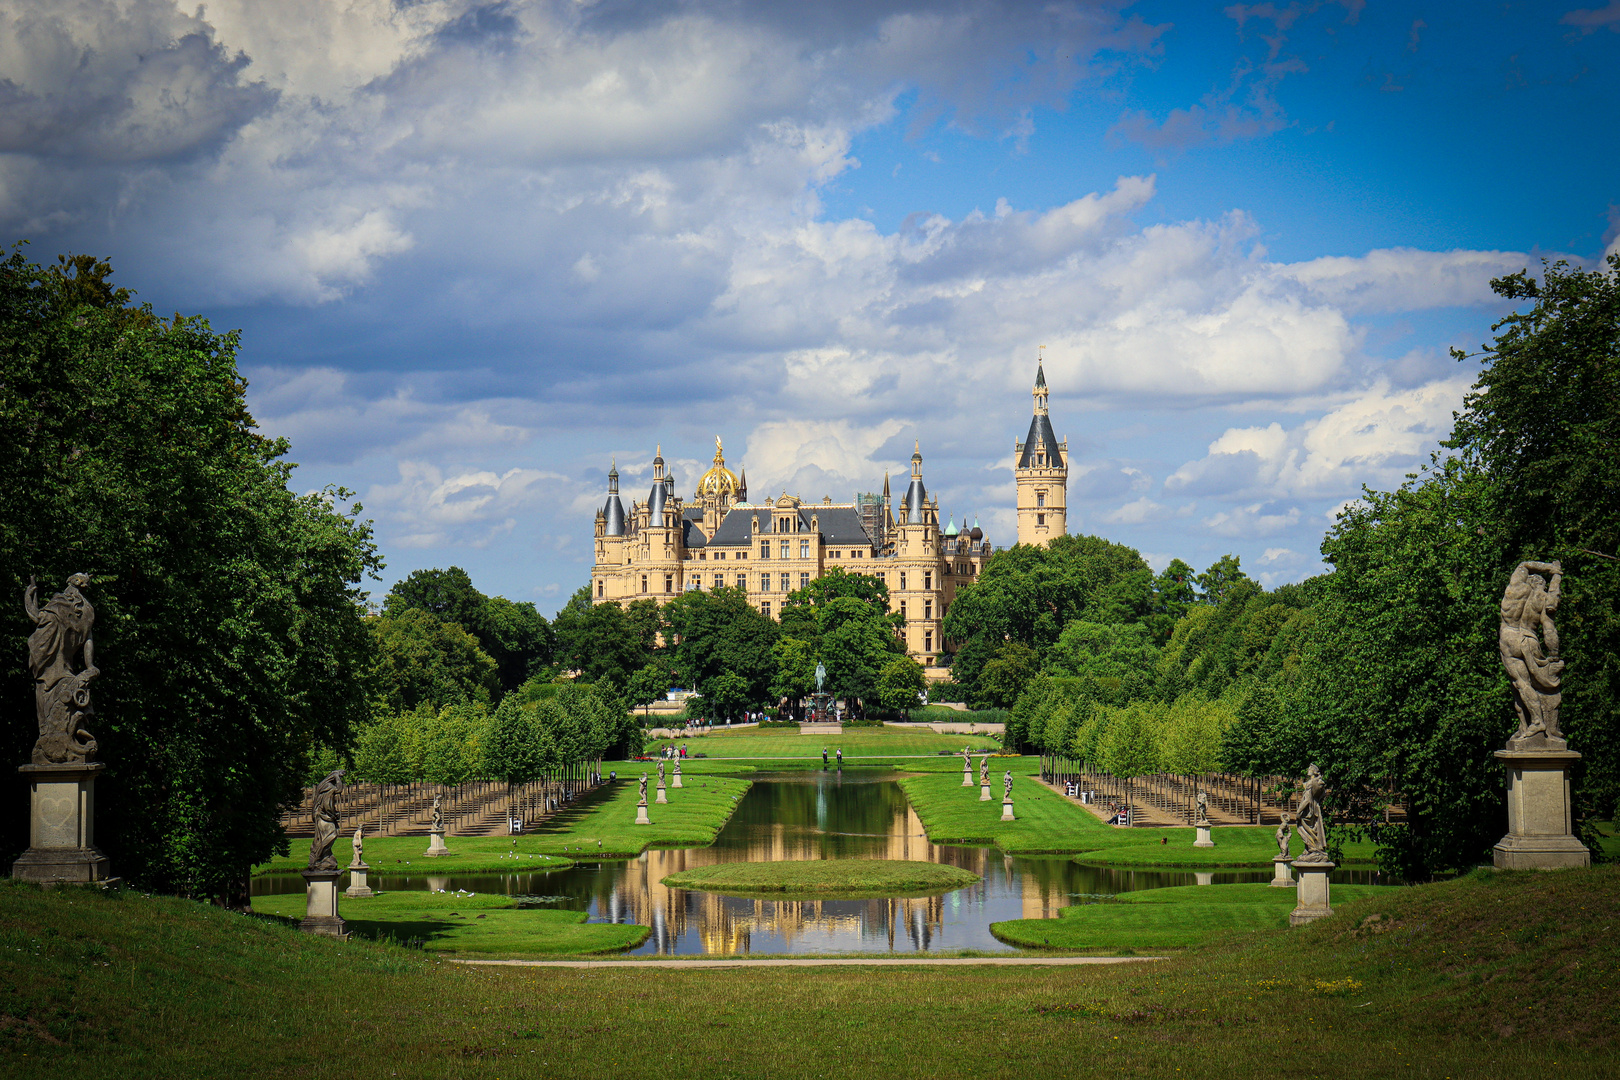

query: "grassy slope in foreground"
xmin=900 ymin=772 xmax=1379 ymax=863
xmin=662 ymin=859 xmax=979 ymax=897
xmin=255 ymin=775 xmax=751 ymax=871
xmin=249 ymin=888 xmax=647 ymax=957
xmin=990 ymin=882 xmax=1400 ymax=950
xmin=3 ymin=868 xmax=1617 ymax=1079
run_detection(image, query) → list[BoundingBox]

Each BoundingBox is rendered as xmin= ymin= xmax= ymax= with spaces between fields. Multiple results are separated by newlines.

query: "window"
xmin=925 ymin=631 xmax=933 ymax=652
xmin=736 ymin=573 xmax=746 ymax=591
xmin=800 ymin=572 xmax=810 ymax=590
xmin=779 ymin=540 xmax=790 ymax=559
xmin=715 ymin=551 xmax=724 ymax=560
xmin=640 ymin=574 xmax=648 ymax=593
xmin=761 ymin=601 xmax=771 ymax=617
xmin=597 ymin=580 xmax=604 ymax=598
xmin=780 ymin=573 xmax=792 ymax=591
xmin=799 ymin=539 xmax=810 ymax=559
xmin=900 ymin=600 xmax=907 ymax=620
xmin=713 ymin=574 xmax=723 ymax=590
xmin=663 ymin=573 xmax=673 ymax=593
xmin=1037 ymin=513 xmax=1046 ymax=526
xmin=924 ymin=571 xmax=932 ymax=590
xmin=899 ymin=571 xmax=908 ymax=591
xmin=699 ymin=550 xmax=706 ymax=560
xmin=738 ymin=551 xmax=746 ymax=560
xmin=876 ymin=571 xmax=885 ymax=584
xmin=1036 ymin=491 xmax=1045 ymax=507
xmin=761 ymin=541 xmax=770 ymax=558
xmin=831 ymin=550 xmax=840 ymax=559
xmin=924 ymin=600 xmax=932 ymax=620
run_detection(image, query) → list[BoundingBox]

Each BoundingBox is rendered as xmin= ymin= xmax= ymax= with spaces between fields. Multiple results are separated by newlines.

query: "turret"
xmin=603 ymin=458 xmax=626 ymax=536
xmin=1015 ymin=358 xmax=1067 ymax=546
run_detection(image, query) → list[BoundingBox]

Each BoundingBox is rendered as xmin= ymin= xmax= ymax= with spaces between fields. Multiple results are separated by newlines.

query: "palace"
xmin=591 ymin=362 xmax=1068 ymax=665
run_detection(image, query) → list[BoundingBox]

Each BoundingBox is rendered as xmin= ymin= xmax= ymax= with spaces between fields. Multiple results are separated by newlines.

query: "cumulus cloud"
xmin=366 ymin=461 xmax=574 ymax=549
xmin=1203 ymin=503 xmax=1302 ymax=539
xmin=1164 ymin=376 xmax=1472 ymax=500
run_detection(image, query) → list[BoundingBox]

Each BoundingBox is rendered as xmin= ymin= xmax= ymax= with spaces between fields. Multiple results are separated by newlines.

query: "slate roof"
xmin=706 ymin=505 xmax=874 ymax=548
xmin=1017 ymin=412 xmax=1064 ymax=468
xmin=603 ymin=494 xmax=625 ymax=536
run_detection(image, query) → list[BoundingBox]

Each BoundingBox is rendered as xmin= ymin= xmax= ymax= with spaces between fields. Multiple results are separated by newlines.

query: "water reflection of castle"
xmin=607 ymin=801 xmax=1066 ymax=955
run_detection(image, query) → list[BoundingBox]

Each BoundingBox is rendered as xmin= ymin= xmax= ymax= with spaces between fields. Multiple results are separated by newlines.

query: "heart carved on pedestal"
xmin=37 ymin=794 xmax=75 ymax=829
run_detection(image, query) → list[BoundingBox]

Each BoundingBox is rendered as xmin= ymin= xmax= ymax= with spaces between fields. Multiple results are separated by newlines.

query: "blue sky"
xmin=6 ymin=0 xmax=1617 ymax=611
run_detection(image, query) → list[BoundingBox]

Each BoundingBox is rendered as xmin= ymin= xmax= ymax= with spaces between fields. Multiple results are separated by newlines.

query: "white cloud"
xmin=1203 ymin=503 xmax=1302 ymax=538
xmin=1164 ymin=376 xmax=1471 ymax=500
xmin=367 ymin=461 xmax=572 ymax=549
xmin=1277 ymin=248 xmax=1528 ymax=314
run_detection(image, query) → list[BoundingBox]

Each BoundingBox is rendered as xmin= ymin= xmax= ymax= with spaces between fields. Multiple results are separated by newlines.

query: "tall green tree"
xmin=551 ymin=586 xmax=654 ymax=685
xmin=875 ymin=656 xmax=927 ymax=715
xmin=662 ymin=586 xmax=779 ymax=706
xmin=370 ymin=608 xmax=501 ymax=712
xmin=0 ymin=247 xmax=381 ymax=900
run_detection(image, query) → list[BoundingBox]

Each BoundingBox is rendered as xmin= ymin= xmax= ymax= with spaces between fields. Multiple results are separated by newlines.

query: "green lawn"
xmin=661 ymin=859 xmax=979 ymax=898
xmin=3 ymin=867 xmax=1617 ymax=1078
xmin=249 ymin=888 xmax=647 ymax=957
xmin=900 ymin=770 xmax=1380 ymax=864
xmin=646 ymin=725 xmax=1000 ymax=763
xmin=255 ymin=775 xmax=752 ymax=872
xmin=991 ymin=882 xmax=1399 ymax=950
xmin=899 ymin=771 xmax=1115 ymax=854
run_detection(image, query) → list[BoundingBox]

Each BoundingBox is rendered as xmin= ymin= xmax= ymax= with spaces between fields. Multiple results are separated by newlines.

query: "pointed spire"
xmin=882 ymin=471 xmax=890 ymax=497
xmin=607 ymin=457 xmax=619 ymax=494
xmin=739 ymin=467 xmax=748 ymax=500
xmin=1033 ymin=356 xmax=1049 ymax=416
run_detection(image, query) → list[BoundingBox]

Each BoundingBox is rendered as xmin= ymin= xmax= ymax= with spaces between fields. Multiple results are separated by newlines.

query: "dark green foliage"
xmin=551 ymin=585 xmax=655 ymax=685
xmin=381 ymin=567 xmax=554 ymax=695
xmin=0 ymin=246 xmax=380 ymax=899
xmin=662 ymin=585 xmax=779 ymax=708
xmin=875 ymin=655 xmax=926 ymax=714
xmin=369 ymin=608 xmax=500 ymax=711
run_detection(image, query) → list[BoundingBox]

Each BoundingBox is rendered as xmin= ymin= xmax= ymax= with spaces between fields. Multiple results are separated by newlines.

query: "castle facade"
xmin=591 ymin=363 xmax=1067 ymax=665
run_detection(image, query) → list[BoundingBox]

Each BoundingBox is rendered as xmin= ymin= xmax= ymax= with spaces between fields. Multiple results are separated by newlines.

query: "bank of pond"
xmin=253 ymin=762 xmax=1398 ymax=957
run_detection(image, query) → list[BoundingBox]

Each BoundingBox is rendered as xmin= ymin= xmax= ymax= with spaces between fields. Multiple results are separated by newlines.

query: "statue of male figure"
xmin=1195 ymin=790 xmax=1210 ymax=826
xmin=431 ymin=793 xmax=443 ymax=831
xmin=1003 ymin=770 xmax=1013 ymax=799
xmin=23 ymin=573 xmax=100 ymax=764
xmin=1275 ymin=816 xmax=1292 ymax=859
xmin=352 ymin=824 xmax=365 ymax=867
xmin=657 ymin=759 xmax=665 ymax=783
xmin=1499 ymin=561 xmax=1565 ymax=746
xmin=1294 ymin=764 xmax=1329 ymax=863
xmin=638 ymin=773 xmax=649 ymax=804
xmin=309 ymin=770 xmax=345 ymax=871
xmin=979 ymin=757 xmax=989 ymax=786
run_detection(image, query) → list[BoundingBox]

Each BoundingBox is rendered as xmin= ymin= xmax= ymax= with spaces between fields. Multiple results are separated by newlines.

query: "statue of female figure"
xmin=352 ymin=824 xmax=365 ymax=867
xmin=638 ymin=773 xmax=649 ymax=803
xmin=308 ymin=770 xmax=345 ymax=871
xmin=22 ymin=574 xmax=100 ymax=763
xmin=1294 ymin=764 xmax=1329 ymax=864
xmin=1499 ymin=561 xmax=1565 ymax=746
xmin=431 ymin=793 xmax=443 ymax=831
xmin=979 ymin=757 xmax=989 ymax=786
xmin=1275 ymin=816 xmax=1292 ymax=859
xmin=1195 ymin=790 xmax=1210 ymax=826
xmin=657 ymin=759 xmax=665 ymax=784
xmin=1003 ymin=770 xmax=1013 ymax=799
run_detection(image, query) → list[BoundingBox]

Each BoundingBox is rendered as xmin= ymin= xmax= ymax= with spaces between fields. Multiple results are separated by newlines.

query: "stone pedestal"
xmin=1001 ymin=798 xmax=1015 ymax=821
xmin=1289 ymin=860 xmax=1334 ymax=925
xmin=1492 ymin=748 xmax=1590 ymax=870
xmin=1194 ymin=872 xmax=1213 ymax=886
xmin=672 ymin=769 xmax=683 ymax=789
xmin=345 ymin=863 xmax=374 ymax=899
xmin=655 ymin=783 xmax=668 ymax=804
xmin=11 ymin=763 xmax=113 ymax=884
xmin=300 ymin=869 xmax=346 ymax=937
xmin=980 ymin=783 xmax=992 ymax=802
xmin=1269 ymin=854 xmax=1294 ymax=887
xmin=424 ymin=829 xmax=450 ymax=857
xmin=962 ymin=766 xmax=974 ymax=787
xmin=1193 ymin=824 xmax=1214 ymax=848
xmin=635 ymin=802 xmax=650 ymax=825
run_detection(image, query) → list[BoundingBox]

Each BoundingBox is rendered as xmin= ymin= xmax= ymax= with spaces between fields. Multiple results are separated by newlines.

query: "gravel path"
xmin=457 ymin=955 xmax=1162 ymax=969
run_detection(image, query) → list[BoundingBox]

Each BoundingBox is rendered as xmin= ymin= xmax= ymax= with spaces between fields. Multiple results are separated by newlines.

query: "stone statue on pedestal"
xmin=1294 ymin=764 xmax=1330 ymax=865
xmin=1195 ymin=790 xmax=1210 ymax=827
xmin=1003 ymin=771 xmax=1013 ymax=799
xmin=352 ymin=824 xmax=364 ymax=866
xmin=431 ymin=793 xmax=443 ymax=831
xmin=1499 ymin=561 xmax=1565 ymax=748
xmin=980 ymin=757 xmax=989 ymax=786
xmin=308 ymin=770 xmax=345 ymax=872
xmin=1275 ymin=816 xmax=1292 ymax=859
xmin=657 ymin=760 xmax=665 ymax=784
xmin=23 ymin=574 xmax=99 ymax=765
xmin=639 ymin=773 xmax=648 ymax=803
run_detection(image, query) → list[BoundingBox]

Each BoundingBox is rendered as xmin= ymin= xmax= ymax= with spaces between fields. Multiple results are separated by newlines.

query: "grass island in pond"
xmin=662 ymin=859 xmax=980 ymax=897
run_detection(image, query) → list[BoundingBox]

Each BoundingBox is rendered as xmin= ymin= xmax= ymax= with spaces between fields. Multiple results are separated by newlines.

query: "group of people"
xmin=821 ymin=746 xmax=843 ymax=767
xmin=660 ymin=744 xmax=689 ymax=759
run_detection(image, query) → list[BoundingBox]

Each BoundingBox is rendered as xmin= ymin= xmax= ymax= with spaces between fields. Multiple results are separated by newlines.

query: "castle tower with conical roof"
xmin=1015 ymin=358 xmax=1068 ymax=546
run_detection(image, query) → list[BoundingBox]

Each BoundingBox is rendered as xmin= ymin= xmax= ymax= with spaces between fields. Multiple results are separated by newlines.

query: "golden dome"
xmin=696 ymin=436 xmax=741 ymax=498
